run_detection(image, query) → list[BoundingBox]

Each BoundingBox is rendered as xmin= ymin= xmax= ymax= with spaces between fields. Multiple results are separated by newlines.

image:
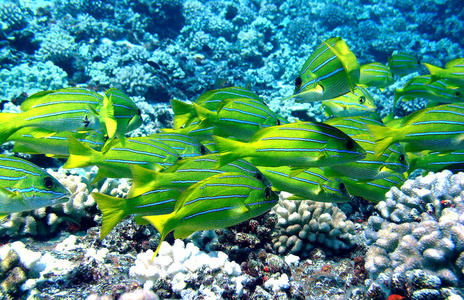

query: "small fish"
xmin=394 ymin=75 xmax=464 ymax=108
xmin=257 ymin=166 xmax=350 ymax=203
xmin=368 ymin=103 xmax=464 ymax=155
xmin=146 ymin=132 xmax=210 ymax=158
xmin=423 ymin=58 xmax=464 ymax=87
xmin=9 ymin=128 xmax=106 ymax=158
xmin=388 ymin=52 xmax=421 ymax=76
xmin=322 ymin=87 xmax=376 ymax=117
xmin=193 ymin=98 xmax=281 ymax=142
xmin=291 ymin=37 xmax=360 ymax=103
xmin=0 ymin=155 xmax=70 ymax=219
xmin=91 ymin=188 xmax=181 ymax=239
xmin=214 ymin=121 xmax=366 ymax=169
xmin=0 ymin=87 xmax=107 ymax=145
xmin=143 ymin=172 xmax=279 ymax=258
xmin=128 ymin=153 xmax=271 ymax=198
xmin=358 ymin=62 xmax=394 ymax=89
xmin=63 ymin=136 xmax=181 ymax=183
xmin=171 ymin=87 xmax=263 ymax=129
xmin=341 ymin=173 xmax=406 ymax=203
xmin=407 ymin=150 xmax=464 ymax=175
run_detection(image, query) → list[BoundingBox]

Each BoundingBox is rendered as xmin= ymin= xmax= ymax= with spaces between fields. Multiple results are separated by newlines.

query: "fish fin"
xmin=19 ymin=90 xmax=55 ymax=111
xmin=366 ymin=124 xmax=396 ymax=157
xmin=127 ymin=165 xmax=160 ymax=198
xmin=213 ymin=135 xmax=247 ymax=168
xmin=134 ymin=215 xmax=149 ymax=225
xmin=63 ymin=136 xmax=102 ymax=169
xmin=322 ymin=37 xmax=360 ymax=92
xmin=91 ymin=169 xmax=113 ymax=184
xmin=171 ymin=99 xmax=196 ymax=129
xmin=233 ymin=202 xmax=249 ymax=215
xmin=0 ymin=113 xmax=20 ymax=145
xmin=287 ymin=195 xmax=306 ymax=200
xmin=423 ymin=63 xmax=442 ymax=85
xmin=193 ymin=103 xmax=215 ymax=128
xmin=173 ymin=228 xmax=195 ymax=239
xmin=102 ymin=93 xmax=118 ymax=140
xmin=91 ymin=192 xmax=128 ymax=239
xmin=288 ymin=168 xmax=306 ymax=177
xmin=143 ymin=214 xmax=174 ymax=259
xmin=12 ymin=142 xmax=40 ymax=155
xmin=0 ymin=214 xmax=8 ymax=220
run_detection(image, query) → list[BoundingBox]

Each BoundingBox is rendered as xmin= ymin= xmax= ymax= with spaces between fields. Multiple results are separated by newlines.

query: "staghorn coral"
xmin=271 ymin=195 xmax=357 ymax=257
xmin=365 ymin=170 xmax=464 ymax=288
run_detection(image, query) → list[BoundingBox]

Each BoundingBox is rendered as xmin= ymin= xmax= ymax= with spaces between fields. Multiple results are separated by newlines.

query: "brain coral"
xmin=365 ymin=170 xmax=464 ymax=287
xmin=272 ymin=196 xmax=357 ymax=257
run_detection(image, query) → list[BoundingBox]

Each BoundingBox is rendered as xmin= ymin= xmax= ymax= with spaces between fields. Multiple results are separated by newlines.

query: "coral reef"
xmin=365 ymin=170 xmax=464 ymax=292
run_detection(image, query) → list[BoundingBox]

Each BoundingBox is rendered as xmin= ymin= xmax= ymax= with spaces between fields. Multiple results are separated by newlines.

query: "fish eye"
xmin=277 ymin=119 xmax=281 ymax=126
xmin=199 ymin=145 xmax=207 ymax=155
xmin=295 ymin=77 xmax=302 ymax=88
xmin=254 ymin=172 xmax=264 ymax=182
xmin=346 ymin=139 xmax=354 ymax=150
xmin=177 ymin=156 xmax=183 ymax=161
xmin=339 ymin=183 xmax=347 ymax=194
xmin=456 ymin=91 xmax=462 ymax=98
xmin=264 ymin=187 xmax=272 ymax=200
xmin=358 ymin=96 xmax=366 ymax=104
xmin=399 ymin=154 xmax=405 ymax=163
xmin=43 ymin=177 xmax=55 ymax=189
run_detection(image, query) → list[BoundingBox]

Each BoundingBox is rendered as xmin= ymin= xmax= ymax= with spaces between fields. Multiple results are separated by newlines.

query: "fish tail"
xmin=0 ymin=113 xmax=20 ymax=145
xmin=423 ymin=63 xmax=443 ymax=84
xmin=143 ymin=214 xmax=173 ymax=260
xmin=366 ymin=124 xmax=396 ymax=157
xmin=193 ymin=103 xmax=215 ymax=128
xmin=127 ymin=165 xmax=160 ymax=198
xmin=213 ymin=135 xmax=246 ymax=168
xmin=171 ymin=99 xmax=196 ymax=129
xmin=91 ymin=192 xmax=128 ymax=239
xmin=63 ymin=136 xmax=102 ymax=169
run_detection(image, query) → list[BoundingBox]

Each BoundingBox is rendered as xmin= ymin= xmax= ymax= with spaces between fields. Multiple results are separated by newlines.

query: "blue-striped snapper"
xmin=291 ymin=37 xmax=360 ymax=103
xmin=0 ymin=155 xmax=70 ymax=219
xmin=63 ymin=136 xmax=181 ymax=184
xmin=143 ymin=172 xmax=279 ymax=259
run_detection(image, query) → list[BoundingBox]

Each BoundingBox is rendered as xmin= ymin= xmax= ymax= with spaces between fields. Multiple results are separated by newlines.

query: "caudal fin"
xmin=171 ymin=99 xmax=196 ymax=129
xmin=91 ymin=192 xmax=128 ymax=239
xmin=423 ymin=63 xmax=443 ymax=85
xmin=127 ymin=165 xmax=161 ymax=198
xmin=63 ymin=136 xmax=102 ymax=169
xmin=213 ymin=135 xmax=247 ymax=168
xmin=366 ymin=124 xmax=397 ymax=157
xmin=143 ymin=214 xmax=174 ymax=260
xmin=0 ymin=113 xmax=20 ymax=145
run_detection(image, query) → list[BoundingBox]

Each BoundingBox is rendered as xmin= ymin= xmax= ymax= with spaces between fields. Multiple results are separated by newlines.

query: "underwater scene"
xmin=1 ymin=0 xmax=464 ymax=299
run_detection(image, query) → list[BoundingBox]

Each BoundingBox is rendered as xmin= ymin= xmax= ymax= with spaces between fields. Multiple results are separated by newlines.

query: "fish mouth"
xmin=52 ymin=192 xmax=72 ymax=205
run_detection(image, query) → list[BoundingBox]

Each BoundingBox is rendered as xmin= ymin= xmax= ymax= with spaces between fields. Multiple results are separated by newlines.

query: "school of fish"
xmin=1 ymin=37 xmax=463 ymax=259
